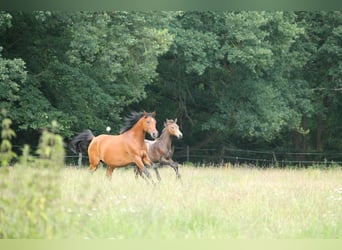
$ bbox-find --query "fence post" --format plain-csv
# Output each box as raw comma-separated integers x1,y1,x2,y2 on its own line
78,152,82,168
272,151,278,167
186,145,189,162
220,146,226,163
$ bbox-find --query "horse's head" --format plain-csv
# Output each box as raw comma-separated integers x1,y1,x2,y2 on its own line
165,118,183,139
143,111,159,139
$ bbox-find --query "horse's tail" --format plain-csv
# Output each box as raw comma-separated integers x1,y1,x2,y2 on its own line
69,129,95,154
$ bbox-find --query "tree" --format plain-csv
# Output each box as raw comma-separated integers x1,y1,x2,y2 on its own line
150,11,312,151
0,11,175,142
1,11,342,162
0,12,27,114
296,11,342,151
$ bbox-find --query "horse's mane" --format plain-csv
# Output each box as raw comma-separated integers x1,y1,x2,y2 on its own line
120,111,154,134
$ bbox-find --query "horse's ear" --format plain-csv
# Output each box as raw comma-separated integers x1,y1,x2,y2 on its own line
175,118,177,123
152,111,156,117
143,111,147,117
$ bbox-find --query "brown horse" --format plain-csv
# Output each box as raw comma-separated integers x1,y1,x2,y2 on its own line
135,118,183,181
70,111,158,181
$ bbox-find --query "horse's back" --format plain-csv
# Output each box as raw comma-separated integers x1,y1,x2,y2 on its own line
89,134,131,167
89,134,118,150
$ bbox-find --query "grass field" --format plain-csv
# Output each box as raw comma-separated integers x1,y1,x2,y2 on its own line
1,164,341,239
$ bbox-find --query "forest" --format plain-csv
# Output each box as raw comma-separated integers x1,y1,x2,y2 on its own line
0,11,342,164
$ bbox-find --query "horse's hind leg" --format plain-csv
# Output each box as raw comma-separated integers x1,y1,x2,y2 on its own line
89,155,100,173
106,166,115,180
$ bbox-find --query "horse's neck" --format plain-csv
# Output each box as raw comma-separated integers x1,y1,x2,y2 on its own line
126,125,146,145
157,129,172,149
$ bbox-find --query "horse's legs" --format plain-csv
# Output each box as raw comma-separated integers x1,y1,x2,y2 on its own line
134,166,152,183
134,166,143,179
106,166,115,179
170,161,181,180
153,163,161,181
134,157,154,185
160,157,181,180
89,155,100,173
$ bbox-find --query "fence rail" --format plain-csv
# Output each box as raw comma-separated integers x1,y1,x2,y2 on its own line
171,146,342,167
12,144,342,167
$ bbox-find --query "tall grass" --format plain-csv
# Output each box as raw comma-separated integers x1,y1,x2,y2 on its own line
2,165,338,239
0,117,66,238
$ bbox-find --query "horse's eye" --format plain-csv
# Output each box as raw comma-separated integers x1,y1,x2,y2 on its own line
146,121,150,124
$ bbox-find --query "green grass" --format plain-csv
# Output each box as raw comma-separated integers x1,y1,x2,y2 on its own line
1,165,342,238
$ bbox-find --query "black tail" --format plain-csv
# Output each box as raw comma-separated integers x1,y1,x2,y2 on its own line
69,129,95,154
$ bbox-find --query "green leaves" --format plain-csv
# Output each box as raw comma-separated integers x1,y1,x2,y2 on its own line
0,51,26,110
0,11,341,153
0,113,17,167
0,11,175,138
0,11,12,32
62,12,175,133
156,11,312,144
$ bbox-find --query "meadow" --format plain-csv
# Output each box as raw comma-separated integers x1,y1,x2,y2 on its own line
0,164,341,239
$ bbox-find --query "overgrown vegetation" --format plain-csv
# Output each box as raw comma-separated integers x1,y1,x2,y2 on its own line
0,116,65,238
0,115,341,238
0,11,342,160
1,11,342,237
2,165,341,238
0,110,17,167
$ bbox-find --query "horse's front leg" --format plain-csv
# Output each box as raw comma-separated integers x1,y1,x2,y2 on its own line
134,156,154,185
152,163,161,182
160,157,181,180
140,155,160,181
171,161,181,180
134,166,143,179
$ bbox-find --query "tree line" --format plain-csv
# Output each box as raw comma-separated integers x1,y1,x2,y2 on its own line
1,11,341,163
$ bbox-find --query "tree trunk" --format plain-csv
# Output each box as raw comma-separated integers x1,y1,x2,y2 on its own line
316,114,324,151
293,115,308,163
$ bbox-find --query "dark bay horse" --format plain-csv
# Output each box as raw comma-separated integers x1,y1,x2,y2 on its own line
70,111,158,181
135,118,183,181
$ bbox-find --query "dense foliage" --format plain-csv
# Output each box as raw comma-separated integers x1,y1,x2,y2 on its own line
0,11,341,161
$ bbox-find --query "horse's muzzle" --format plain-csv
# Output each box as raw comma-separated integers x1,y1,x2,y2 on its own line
150,131,159,139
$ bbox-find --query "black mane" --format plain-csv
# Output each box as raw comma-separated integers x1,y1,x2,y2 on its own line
120,111,154,134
